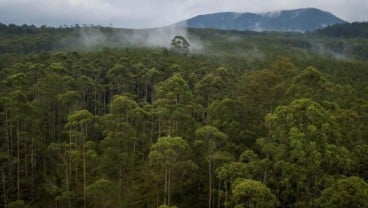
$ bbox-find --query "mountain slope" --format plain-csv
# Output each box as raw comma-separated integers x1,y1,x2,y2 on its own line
315,22,368,38
176,8,346,32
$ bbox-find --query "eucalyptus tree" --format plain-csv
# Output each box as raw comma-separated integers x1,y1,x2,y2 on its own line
194,67,235,109
216,150,262,205
106,62,134,97
195,126,230,208
315,176,368,208
99,95,139,204
149,136,194,206
65,109,94,208
170,36,190,54
142,67,162,103
229,179,277,208
256,98,352,206
48,142,75,208
155,73,194,137
86,178,118,208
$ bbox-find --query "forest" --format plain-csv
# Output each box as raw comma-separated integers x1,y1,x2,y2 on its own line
1,22,368,208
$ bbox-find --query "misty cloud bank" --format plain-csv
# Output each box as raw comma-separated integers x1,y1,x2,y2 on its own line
62,25,204,52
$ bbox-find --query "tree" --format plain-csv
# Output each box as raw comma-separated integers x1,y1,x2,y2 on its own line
142,67,162,103
229,179,277,208
99,95,138,206
149,136,194,206
65,109,94,208
195,126,229,208
207,98,242,152
155,73,194,137
85,178,118,208
170,36,190,54
285,66,357,108
195,67,235,108
48,142,75,208
216,150,263,205
236,58,299,144
256,98,346,206
315,176,368,208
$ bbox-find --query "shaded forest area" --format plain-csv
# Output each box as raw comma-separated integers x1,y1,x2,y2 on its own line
1,23,368,207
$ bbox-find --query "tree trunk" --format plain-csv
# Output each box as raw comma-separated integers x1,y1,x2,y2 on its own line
217,181,221,208
158,117,161,138
151,81,155,103
263,155,269,185
16,122,20,200
119,163,122,207
64,145,71,208
1,169,7,207
150,117,154,146
83,125,87,208
168,168,171,206
212,160,216,208
69,128,72,195
164,166,168,205
31,136,34,202
83,150,86,208
208,159,212,208
156,187,159,208
145,83,149,103
225,183,228,204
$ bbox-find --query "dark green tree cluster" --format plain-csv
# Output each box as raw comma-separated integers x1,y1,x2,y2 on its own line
315,21,368,38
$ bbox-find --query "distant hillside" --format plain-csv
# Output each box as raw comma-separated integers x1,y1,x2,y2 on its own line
176,8,346,32
315,22,368,38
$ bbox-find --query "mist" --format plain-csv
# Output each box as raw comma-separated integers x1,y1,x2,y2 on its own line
79,27,107,48
308,40,351,60
61,25,204,52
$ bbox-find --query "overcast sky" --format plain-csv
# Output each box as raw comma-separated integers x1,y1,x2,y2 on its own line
0,0,367,28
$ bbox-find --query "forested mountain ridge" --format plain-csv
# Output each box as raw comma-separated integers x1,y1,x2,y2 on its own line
315,21,368,38
175,8,346,32
1,22,368,208
3,22,368,62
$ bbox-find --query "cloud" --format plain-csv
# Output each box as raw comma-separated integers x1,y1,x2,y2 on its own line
0,0,367,28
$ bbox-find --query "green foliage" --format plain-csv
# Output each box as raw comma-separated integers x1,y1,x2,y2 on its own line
316,22,368,38
159,205,178,208
315,176,368,208
229,179,277,208
149,136,191,166
7,200,28,208
85,179,118,208
149,136,194,207
254,98,352,206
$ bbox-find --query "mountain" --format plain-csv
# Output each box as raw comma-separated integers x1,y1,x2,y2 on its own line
175,8,346,32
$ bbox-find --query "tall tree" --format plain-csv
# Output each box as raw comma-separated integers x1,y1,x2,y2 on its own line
65,109,94,208
256,98,349,206
149,136,194,206
229,179,277,208
315,176,368,208
195,126,229,208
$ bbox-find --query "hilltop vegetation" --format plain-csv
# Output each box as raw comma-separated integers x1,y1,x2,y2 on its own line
1,23,368,208
316,21,368,38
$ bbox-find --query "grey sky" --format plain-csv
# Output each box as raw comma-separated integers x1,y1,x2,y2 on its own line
0,0,367,28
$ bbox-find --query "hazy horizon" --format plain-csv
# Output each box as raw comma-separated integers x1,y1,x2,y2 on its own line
0,0,367,28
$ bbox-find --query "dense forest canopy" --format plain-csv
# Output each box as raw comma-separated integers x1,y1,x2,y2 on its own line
315,22,368,38
1,22,368,208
